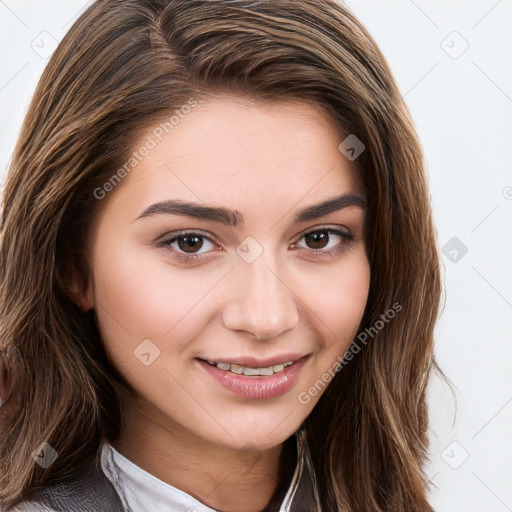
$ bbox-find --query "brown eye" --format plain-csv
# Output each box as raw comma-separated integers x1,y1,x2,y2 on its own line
157,231,218,261
293,227,355,257
177,235,204,253
304,230,330,250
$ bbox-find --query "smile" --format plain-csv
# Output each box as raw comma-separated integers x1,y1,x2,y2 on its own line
197,355,310,399
204,360,294,376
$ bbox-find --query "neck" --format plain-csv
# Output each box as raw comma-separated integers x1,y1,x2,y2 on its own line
111,395,292,512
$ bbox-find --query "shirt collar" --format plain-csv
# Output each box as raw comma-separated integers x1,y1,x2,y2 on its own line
100,432,316,512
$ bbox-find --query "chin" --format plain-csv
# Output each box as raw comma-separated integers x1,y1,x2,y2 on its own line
187,401,312,451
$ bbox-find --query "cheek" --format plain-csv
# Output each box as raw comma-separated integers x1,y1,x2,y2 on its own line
90,240,222,385
294,253,370,402
298,251,370,348
91,238,216,342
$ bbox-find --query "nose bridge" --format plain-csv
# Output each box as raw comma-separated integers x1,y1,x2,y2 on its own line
222,246,299,339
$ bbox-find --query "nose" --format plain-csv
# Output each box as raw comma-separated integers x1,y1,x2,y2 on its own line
221,254,299,340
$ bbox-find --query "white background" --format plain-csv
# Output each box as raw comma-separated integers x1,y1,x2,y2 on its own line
1,1,511,510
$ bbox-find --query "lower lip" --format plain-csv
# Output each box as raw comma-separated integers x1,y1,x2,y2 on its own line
197,356,309,400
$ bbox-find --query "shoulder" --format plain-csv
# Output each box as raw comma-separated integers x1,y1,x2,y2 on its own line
5,463,125,512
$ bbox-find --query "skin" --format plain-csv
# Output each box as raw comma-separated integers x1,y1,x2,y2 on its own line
72,95,370,512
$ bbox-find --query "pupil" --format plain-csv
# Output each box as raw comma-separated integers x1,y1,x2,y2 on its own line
305,231,328,249
178,235,203,253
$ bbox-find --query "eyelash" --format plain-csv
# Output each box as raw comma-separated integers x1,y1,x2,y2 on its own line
155,227,355,263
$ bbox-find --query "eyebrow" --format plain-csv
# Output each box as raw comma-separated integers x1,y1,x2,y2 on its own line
133,193,366,227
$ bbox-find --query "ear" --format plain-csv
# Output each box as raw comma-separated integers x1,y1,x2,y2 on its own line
64,258,95,313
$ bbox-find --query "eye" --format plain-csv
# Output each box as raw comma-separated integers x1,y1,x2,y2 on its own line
292,227,355,257
156,230,219,262
155,226,355,263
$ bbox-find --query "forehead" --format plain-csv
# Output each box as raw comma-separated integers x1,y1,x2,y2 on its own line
102,96,365,227
136,96,360,184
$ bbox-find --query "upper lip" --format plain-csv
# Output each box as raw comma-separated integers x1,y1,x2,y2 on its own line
198,353,309,367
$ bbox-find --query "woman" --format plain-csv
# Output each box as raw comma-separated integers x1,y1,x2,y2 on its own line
0,0,444,510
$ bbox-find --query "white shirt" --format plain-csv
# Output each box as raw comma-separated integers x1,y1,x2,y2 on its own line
100,440,305,512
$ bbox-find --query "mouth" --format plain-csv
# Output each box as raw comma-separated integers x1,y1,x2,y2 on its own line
200,359,295,377
195,354,310,399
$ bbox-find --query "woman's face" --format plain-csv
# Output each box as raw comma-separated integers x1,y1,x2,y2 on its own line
78,96,370,451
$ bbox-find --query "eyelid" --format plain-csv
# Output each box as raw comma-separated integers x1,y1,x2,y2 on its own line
155,228,219,244
295,224,352,240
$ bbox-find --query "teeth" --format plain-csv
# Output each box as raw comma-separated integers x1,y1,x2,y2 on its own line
207,360,294,376
243,367,263,376
230,364,244,375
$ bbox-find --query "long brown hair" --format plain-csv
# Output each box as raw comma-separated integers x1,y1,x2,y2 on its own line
0,1,445,510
